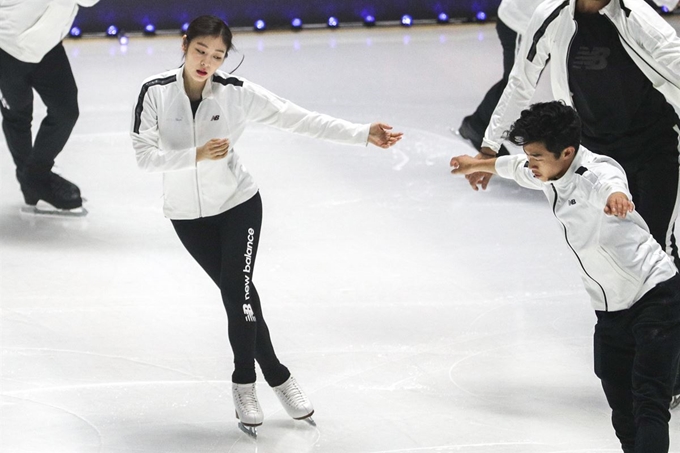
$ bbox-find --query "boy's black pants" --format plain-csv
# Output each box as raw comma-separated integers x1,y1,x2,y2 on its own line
594,274,680,453
0,44,79,178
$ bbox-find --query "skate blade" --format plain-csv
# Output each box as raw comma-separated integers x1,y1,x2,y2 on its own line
21,205,88,218
293,410,316,426
302,416,316,427
238,422,258,438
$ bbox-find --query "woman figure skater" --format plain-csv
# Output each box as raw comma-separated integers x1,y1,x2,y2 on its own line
130,15,402,437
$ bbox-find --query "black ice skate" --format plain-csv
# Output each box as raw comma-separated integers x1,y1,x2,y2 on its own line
451,116,510,156
19,172,87,217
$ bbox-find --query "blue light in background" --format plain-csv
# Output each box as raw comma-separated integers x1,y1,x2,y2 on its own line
476,11,487,21
254,19,266,31
106,25,118,36
437,12,449,23
401,15,413,26
328,16,339,28
181,22,190,33
661,5,670,13
144,24,156,35
363,14,376,26
291,18,303,30
69,26,82,37
119,34,129,45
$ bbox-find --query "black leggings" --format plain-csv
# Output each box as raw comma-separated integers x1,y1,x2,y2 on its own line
172,193,290,386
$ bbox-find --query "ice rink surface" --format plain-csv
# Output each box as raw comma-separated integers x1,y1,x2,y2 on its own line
2,18,680,453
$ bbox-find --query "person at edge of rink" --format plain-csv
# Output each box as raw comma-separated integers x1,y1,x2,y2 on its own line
467,0,680,268
451,101,680,453
130,15,402,437
465,0,680,407
0,0,100,214
452,0,677,156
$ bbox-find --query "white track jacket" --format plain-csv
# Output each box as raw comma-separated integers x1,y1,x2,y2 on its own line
483,0,680,152
131,67,370,220
498,0,678,35
0,0,99,63
495,148,677,311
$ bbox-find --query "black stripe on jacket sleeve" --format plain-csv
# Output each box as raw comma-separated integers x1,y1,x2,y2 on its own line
212,75,244,87
527,0,570,62
133,75,176,134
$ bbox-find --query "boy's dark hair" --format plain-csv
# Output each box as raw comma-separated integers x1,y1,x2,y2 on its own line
184,15,234,55
505,101,581,159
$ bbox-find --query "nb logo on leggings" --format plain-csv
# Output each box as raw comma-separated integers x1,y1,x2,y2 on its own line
243,304,256,322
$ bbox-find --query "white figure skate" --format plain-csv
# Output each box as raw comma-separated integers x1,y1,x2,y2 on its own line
272,375,316,426
232,382,264,438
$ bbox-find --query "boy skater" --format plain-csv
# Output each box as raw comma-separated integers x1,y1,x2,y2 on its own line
450,101,680,453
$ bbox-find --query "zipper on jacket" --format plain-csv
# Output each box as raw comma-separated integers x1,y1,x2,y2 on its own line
550,184,609,311
192,102,203,217
566,19,578,104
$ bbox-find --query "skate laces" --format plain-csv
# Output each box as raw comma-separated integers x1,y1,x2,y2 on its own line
235,384,260,414
278,378,307,408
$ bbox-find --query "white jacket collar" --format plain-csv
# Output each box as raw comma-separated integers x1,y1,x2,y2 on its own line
548,145,587,189
176,66,215,100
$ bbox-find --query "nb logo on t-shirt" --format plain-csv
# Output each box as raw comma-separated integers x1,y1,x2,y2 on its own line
572,46,610,70
211,115,220,121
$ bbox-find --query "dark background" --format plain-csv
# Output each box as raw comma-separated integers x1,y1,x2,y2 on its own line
73,0,501,33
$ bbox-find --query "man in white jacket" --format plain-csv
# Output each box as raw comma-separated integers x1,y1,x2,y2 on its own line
468,0,680,270
0,0,99,213
454,0,676,155
454,0,544,155
451,101,680,453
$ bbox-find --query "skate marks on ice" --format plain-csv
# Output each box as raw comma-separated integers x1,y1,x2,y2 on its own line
3,23,680,453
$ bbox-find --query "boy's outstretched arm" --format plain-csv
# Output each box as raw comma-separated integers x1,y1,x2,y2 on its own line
450,155,498,191
604,192,635,219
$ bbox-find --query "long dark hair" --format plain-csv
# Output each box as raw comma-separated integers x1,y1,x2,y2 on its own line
183,15,234,55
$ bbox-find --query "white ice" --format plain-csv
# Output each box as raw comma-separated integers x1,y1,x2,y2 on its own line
2,20,680,453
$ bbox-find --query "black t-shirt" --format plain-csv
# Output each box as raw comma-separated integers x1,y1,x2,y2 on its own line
568,10,678,159
190,98,202,118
